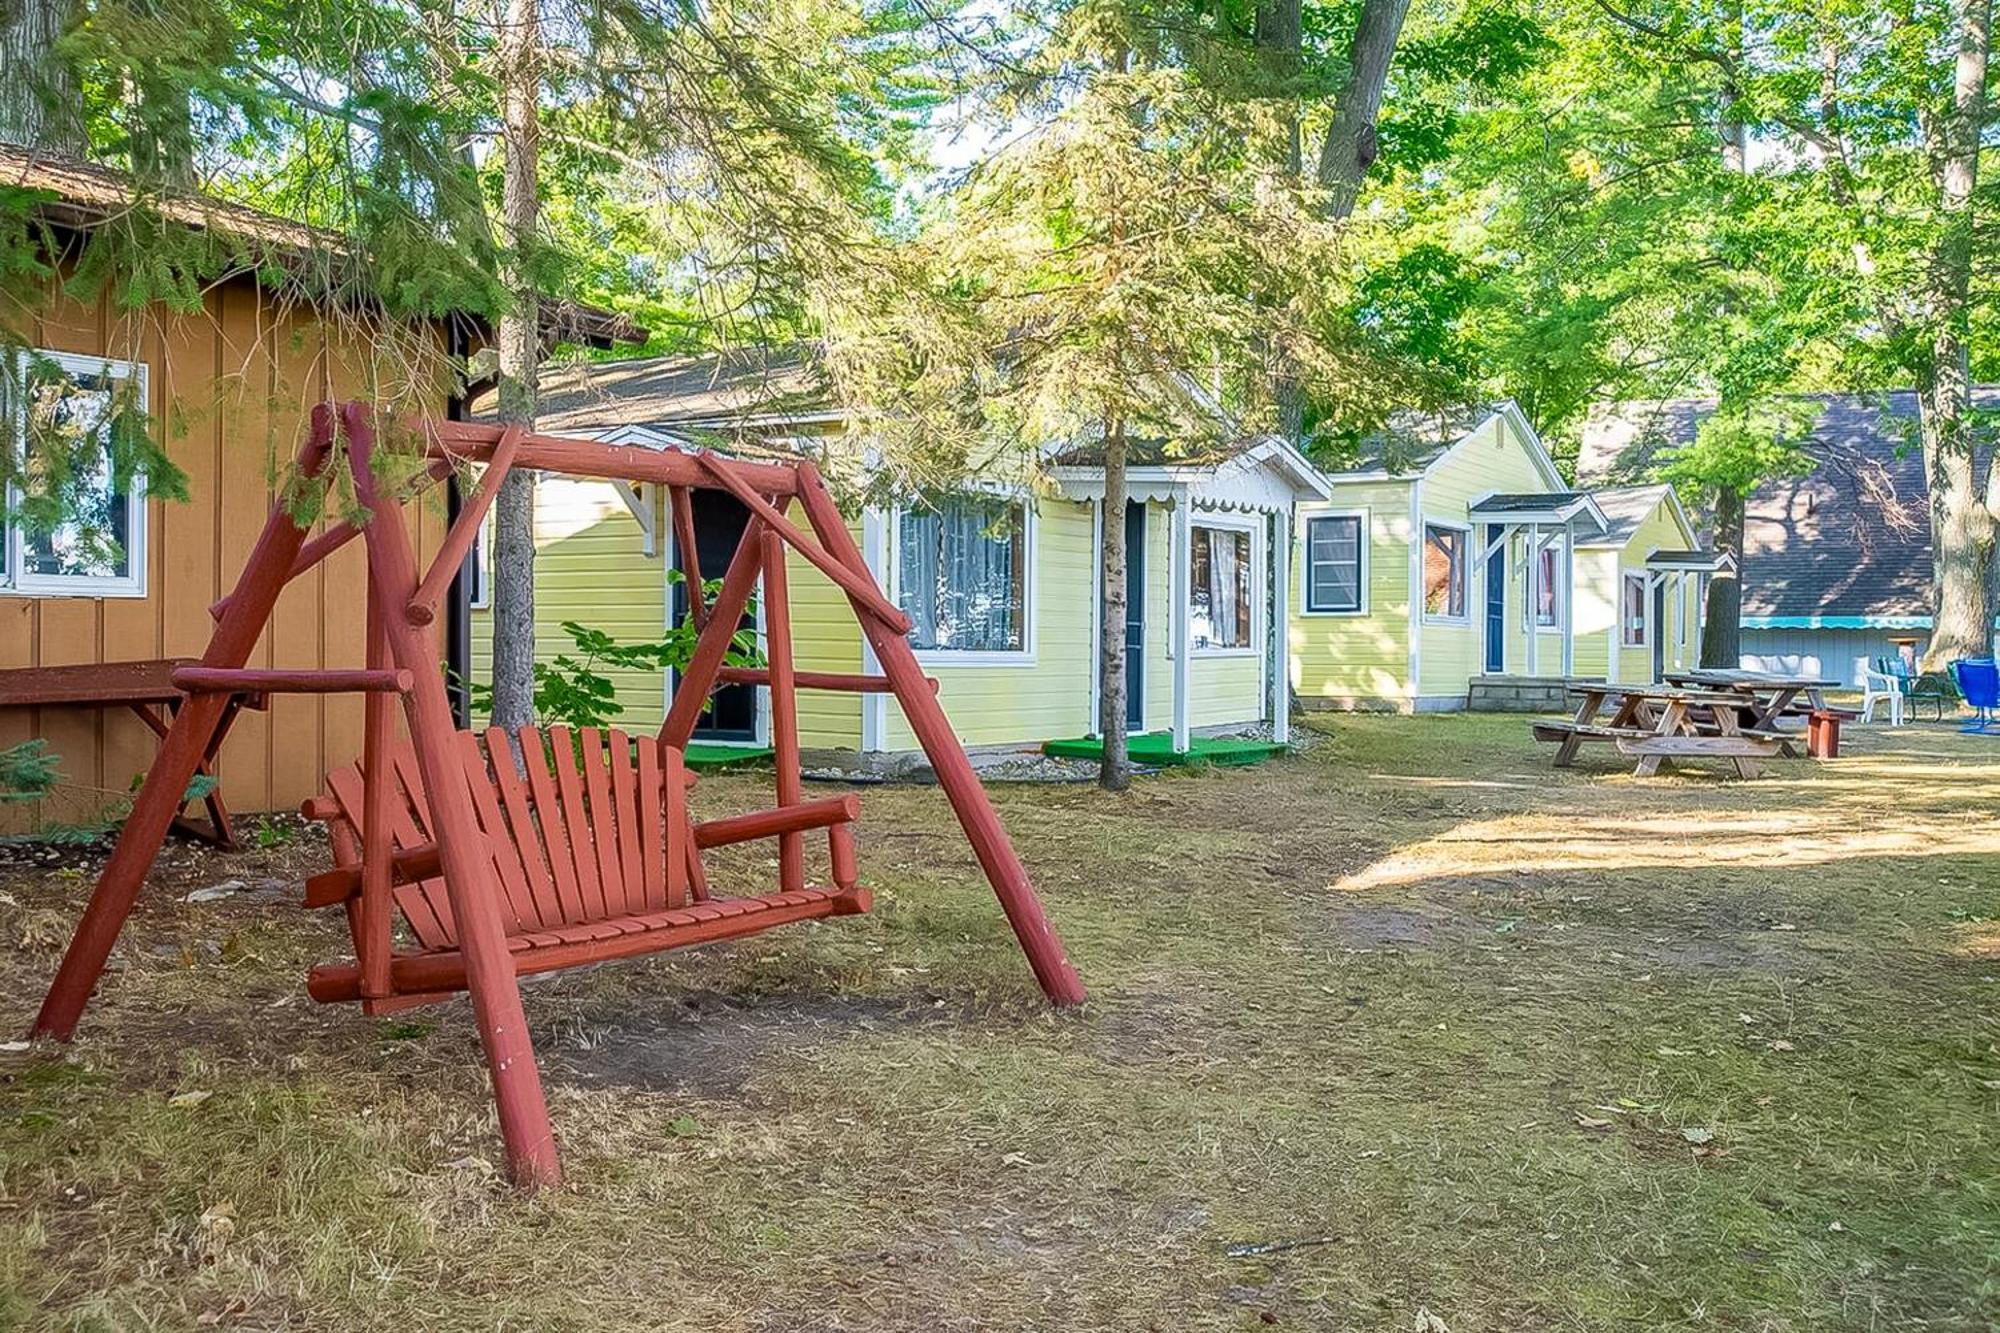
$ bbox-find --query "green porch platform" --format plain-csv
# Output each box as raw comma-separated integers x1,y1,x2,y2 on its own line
682,742,775,769
1041,731,1288,768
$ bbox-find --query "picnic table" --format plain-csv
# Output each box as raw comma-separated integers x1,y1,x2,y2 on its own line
1661,669,1846,756
0,659,266,847
1533,682,1784,779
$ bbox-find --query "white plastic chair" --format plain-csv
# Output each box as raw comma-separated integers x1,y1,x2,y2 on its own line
1860,663,1906,726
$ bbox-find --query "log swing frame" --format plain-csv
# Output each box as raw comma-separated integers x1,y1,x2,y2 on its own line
28,401,1086,1187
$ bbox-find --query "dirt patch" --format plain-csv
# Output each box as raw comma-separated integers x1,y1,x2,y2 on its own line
543,989,970,1097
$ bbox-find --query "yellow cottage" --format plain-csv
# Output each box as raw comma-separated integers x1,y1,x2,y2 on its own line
1288,402,1719,712
471,353,1329,763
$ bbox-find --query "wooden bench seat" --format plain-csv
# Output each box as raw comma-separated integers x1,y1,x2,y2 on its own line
1532,721,1651,743
303,725,869,1011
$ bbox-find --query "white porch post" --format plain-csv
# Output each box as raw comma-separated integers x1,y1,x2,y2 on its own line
1271,506,1291,745
1088,498,1103,738
1560,522,1575,678
1171,491,1192,753
860,507,888,752
1646,569,1663,681
1526,521,1541,677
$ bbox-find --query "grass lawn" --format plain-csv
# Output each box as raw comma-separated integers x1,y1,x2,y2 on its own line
3,713,1998,1330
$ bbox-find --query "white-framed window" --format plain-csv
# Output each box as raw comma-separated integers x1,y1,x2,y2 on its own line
1621,571,1648,647
1526,543,1561,628
3,349,151,598
1301,512,1365,615
1190,519,1258,652
895,492,1032,662
1421,522,1468,622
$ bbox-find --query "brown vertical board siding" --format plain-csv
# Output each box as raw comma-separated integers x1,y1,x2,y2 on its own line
158,290,224,659
97,308,169,797
267,303,334,815
2,275,457,829
211,281,277,813
315,332,372,810
29,280,114,814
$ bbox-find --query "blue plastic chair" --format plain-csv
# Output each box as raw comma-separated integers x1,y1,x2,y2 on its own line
1951,658,2000,733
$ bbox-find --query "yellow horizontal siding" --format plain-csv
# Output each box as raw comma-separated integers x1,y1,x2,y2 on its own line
885,498,1095,749
1188,653,1262,728
1571,549,1616,678
469,477,667,730
786,522,866,751
1290,481,1413,706
1424,414,1555,697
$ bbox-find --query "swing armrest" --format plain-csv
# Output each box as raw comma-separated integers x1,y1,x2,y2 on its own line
303,842,443,908
691,795,861,850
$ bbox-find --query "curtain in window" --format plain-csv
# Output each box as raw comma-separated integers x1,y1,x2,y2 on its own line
899,497,1024,652
1209,530,1240,646
1190,525,1251,648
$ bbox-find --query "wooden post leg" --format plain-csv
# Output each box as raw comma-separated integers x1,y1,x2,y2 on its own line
345,403,560,1189
196,698,244,849
792,463,1086,1007
1710,703,1763,780
32,409,337,1041
761,530,806,893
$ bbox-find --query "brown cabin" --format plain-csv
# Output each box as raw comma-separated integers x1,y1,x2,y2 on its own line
0,145,637,832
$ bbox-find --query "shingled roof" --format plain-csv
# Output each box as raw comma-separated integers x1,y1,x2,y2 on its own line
495,346,829,435
1577,391,1996,621
0,142,643,349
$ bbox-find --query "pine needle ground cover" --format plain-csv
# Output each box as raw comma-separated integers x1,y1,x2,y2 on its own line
3,715,1996,1330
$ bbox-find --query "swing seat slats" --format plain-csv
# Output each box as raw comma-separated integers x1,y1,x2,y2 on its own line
302,724,868,1005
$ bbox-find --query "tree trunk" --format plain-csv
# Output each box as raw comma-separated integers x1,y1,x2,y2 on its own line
489,0,542,732
1719,0,1748,173
1920,0,1994,667
1255,0,1303,175
1699,485,1744,668
1921,374,1994,665
0,0,83,153
1099,422,1130,791
1315,0,1412,220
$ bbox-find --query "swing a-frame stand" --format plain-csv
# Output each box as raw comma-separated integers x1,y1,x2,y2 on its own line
28,402,1085,1188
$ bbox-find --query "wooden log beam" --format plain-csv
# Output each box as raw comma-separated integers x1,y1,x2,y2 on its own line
669,484,708,630
343,402,561,1190
715,666,937,694
32,408,339,1042
171,667,412,695
762,529,806,892
660,511,775,747
408,425,523,626
423,419,803,496
304,842,444,909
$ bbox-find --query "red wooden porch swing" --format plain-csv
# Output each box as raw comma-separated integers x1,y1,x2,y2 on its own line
27,401,1085,1187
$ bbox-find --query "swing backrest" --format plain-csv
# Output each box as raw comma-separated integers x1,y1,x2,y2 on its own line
316,726,697,951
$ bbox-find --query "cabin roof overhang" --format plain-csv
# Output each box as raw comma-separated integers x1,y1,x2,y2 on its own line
1468,492,1608,532
1047,435,1331,514
1647,548,1732,572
